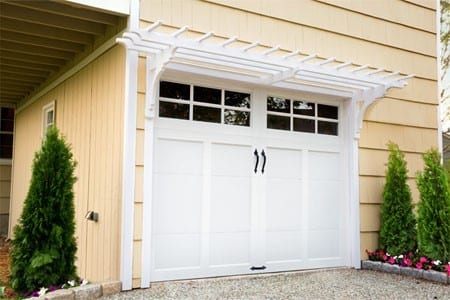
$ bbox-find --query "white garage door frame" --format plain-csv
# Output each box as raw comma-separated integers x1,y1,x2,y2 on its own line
116,22,413,288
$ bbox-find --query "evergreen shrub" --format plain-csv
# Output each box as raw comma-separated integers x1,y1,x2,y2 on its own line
379,143,417,255
9,127,78,293
416,149,450,262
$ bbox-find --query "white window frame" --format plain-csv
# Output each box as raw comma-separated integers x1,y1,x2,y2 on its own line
42,101,55,138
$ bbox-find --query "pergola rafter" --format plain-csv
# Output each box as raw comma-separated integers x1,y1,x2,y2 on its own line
117,21,414,138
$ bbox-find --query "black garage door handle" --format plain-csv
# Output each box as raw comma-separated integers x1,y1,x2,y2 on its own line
254,149,259,173
261,149,266,174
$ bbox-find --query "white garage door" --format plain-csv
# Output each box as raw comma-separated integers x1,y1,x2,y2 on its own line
150,80,348,282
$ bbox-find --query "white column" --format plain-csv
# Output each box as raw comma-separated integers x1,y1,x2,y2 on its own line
120,49,138,290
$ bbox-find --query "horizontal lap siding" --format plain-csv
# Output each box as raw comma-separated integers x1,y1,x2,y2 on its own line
136,0,438,279
0,164,11,235
0,165,11,213
10,46,125,282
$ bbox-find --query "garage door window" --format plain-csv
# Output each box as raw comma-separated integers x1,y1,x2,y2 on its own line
267,96,338,136
159,81,251,126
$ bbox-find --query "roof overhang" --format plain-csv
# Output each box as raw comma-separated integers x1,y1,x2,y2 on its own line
0,0,128,107
117,21,412,100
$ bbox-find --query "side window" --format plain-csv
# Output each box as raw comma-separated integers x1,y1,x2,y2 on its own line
42,102,55,137
0,107,15,159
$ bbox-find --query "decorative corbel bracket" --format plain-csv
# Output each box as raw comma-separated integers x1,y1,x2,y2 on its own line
145,46,177,120
353,84,391,140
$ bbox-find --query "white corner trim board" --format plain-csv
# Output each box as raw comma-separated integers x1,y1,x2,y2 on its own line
119,0,140,291
116,22,413,288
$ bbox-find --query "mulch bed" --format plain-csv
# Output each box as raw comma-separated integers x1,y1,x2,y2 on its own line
0,241,10,285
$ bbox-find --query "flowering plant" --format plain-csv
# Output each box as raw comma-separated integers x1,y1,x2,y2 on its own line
23,278,89,298
366,249,449,275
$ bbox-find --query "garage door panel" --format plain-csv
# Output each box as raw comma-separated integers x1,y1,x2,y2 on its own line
265,148,302,179
309,151,340,180
153,174,202,234
211,143,253,176
154,139,203,175
210,176,251,232
209,232,251,266
308,229,340,259
266,178,302,231
266,231,303,262
308,181,341,230
153,234,201,270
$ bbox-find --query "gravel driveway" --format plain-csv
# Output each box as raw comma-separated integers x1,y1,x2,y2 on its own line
101,268,449,300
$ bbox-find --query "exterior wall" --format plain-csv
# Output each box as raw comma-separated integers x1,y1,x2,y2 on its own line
0,163,11,236
10,46,126,282
134,0,438,285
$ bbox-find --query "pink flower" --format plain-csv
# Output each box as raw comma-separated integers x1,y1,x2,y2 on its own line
403,258,413,266
415,262,423,269
419,257,428,263
388,257,396,264
445,264,450,276
382,255,388,261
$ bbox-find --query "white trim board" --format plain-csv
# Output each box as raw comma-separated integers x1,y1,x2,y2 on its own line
120,0,140,291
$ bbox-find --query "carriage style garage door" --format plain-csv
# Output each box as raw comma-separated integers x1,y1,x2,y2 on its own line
150,79,349,282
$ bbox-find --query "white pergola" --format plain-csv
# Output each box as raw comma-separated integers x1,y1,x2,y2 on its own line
117,20,413,137
117,21,413,289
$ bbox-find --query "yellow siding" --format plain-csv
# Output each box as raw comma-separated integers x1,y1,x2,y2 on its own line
10,46,125,282
0,164,11,235
316,0,436,33
359,122,439,153
141,0,437,80
361,232,379,257
204,0,436,56
0,165,11,213
136,0,438,278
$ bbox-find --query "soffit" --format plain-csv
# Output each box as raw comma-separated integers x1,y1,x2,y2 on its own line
0,0,127,106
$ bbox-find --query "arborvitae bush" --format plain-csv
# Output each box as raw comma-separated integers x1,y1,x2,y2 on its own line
417,149,450,262
9,127,78,293
379,143,417,255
